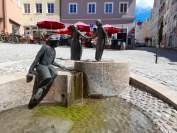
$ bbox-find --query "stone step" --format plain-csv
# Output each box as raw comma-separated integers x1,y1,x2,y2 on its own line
130,73,177,110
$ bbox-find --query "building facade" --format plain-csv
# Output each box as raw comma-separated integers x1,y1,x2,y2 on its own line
143,0,177,48
0,0,23,34
60,0,136,47
18,0,60,37
149,0,160,47
163,0,177,48
136,19,153,47
61,0,136,32
135,22,144,44
142,19,152,46
159,0,166,47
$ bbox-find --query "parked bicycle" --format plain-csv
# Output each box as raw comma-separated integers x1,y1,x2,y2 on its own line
8,33,19,43
0,32,7,42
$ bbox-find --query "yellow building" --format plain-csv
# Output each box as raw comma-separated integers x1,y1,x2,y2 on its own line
18,0,60,37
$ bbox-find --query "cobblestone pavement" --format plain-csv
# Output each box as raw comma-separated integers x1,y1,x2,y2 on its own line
0,43,177,132
119,87,177,133
0,43,177,91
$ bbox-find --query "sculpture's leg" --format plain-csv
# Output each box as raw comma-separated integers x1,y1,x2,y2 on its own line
32,75,40,95
78,48,82,60
28,70,56,109
95,43,100,61
95,41,104,61
28,78,54,109
100,45,104,60
71,40,75,60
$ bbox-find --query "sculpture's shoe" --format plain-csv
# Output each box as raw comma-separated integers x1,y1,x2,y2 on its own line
28,86,50,109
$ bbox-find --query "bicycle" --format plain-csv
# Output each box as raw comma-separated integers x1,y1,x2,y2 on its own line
8,33,19,44
0,32,6,42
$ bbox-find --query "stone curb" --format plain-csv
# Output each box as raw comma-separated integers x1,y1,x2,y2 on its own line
130,73,177,110
0,72,25,85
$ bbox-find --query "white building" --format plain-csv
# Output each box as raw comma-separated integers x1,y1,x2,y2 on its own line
135,22,144,44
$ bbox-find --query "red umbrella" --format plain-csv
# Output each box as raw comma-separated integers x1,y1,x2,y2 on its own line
74,21,90,32
130,28,135,34
85,31,94,37
103,24,121,34
37,19,65,29
55,28,71,35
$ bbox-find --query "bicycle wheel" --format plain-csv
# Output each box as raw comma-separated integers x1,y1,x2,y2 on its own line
0,35,5,42
14,37,19,43
8,35,13,43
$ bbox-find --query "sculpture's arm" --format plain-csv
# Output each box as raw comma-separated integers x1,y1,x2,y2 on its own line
77,30,91,39
91,31,98,39
28,45,45,74
102,27,108,39
52,61,73,71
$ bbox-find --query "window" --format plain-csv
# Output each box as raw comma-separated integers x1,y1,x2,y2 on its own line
24,3,30,14
120,2,128,13
36,3,42,13
69,3,77,14
104,2,113,14
87,2,96,14
47,3,54,13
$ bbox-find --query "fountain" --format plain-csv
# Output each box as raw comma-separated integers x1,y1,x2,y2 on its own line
0,60,176,133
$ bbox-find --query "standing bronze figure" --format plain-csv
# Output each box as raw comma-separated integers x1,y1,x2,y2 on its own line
94,19,107,61
26,37,71,109
70,25,88,60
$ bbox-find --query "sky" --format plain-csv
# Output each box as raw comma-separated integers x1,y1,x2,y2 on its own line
136,0,154,22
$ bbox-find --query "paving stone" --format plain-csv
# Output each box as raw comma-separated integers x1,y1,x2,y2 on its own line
119,87,177,133
0,44,177,133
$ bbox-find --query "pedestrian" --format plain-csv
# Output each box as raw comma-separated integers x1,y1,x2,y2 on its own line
26,36,72,109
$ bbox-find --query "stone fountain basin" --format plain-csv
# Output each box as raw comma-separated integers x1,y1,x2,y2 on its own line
0,60,176,133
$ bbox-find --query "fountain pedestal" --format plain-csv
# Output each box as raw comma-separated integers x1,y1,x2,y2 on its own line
74,60,129,97
43,71,83,106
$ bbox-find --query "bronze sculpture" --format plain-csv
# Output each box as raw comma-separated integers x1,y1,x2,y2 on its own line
26,37,71,109
70,25,88,60
94,19,107,61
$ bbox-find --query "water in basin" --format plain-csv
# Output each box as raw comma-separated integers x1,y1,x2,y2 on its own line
0,97,159,133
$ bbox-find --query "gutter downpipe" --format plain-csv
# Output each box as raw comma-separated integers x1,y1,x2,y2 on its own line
2,0,6,32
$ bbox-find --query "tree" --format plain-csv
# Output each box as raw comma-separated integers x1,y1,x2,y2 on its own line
158,20,163,47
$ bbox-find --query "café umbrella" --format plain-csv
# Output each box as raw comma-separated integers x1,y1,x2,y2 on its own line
85,31,94,37
73,21,90,32
103,24,122,34
55,28,71,35
37,19,65,29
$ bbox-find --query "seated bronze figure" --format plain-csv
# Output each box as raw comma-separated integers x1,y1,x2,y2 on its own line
26,37,71,109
